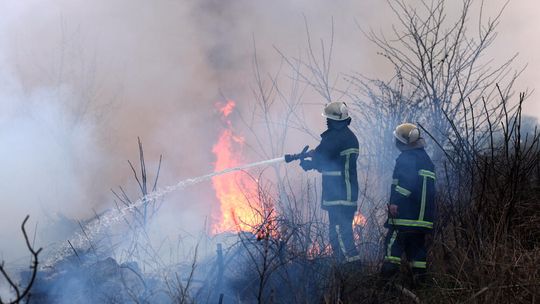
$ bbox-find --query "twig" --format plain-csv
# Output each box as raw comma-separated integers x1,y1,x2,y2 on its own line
0,215,43,304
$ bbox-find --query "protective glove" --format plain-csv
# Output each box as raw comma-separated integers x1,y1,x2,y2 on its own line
284,145,310,163
388,204,399,217
299,159,315,171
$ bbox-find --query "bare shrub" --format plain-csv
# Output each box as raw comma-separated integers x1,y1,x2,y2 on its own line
0,216,42,304
424,90,540,303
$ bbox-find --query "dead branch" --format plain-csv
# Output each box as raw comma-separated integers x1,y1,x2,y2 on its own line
0,215,42,304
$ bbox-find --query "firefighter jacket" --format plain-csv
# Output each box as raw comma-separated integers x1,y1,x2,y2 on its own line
386,146,435,232
311,119,359,209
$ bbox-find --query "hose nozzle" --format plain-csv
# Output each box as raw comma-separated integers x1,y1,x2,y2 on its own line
284,145,310,163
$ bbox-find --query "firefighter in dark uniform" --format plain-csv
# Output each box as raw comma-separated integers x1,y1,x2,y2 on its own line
296,101,361,263
382,123,436,283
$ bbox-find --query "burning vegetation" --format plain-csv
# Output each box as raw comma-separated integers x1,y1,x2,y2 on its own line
212,100,267,234
2,1,540,304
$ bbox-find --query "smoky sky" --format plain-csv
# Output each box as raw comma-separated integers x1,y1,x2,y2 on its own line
0,0,538,263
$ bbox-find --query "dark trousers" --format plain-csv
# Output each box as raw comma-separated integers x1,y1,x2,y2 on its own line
381,228,428,279
327,206,360,262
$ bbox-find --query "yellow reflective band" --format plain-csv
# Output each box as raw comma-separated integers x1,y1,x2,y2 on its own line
335,225,348,258
322,200,357,207
346,255,361,262
388,218,433,229
340,148,359,156
386,230,398,258
384,256,401,264
418,169,434,221
410,261,427,269
344,154,351,201
419,169,436,179
395,185,411,197
322,171,341,176
419,175,427,220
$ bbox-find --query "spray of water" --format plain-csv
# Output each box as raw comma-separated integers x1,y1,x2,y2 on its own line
46,156,285,266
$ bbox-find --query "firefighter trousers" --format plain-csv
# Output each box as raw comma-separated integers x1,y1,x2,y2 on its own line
327,206,360,262
381,228,428,278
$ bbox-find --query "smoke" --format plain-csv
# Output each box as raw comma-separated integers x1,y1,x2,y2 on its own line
0,36,103,269
0,0,537,271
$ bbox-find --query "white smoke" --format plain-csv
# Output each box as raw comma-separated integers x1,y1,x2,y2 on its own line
0,0,537,269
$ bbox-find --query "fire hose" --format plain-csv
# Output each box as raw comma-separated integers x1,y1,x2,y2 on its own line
48,146,312,266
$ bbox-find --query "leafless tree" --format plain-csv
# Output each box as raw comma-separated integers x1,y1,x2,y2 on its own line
326,0,529,231
274,17,342,105
0,216,42,304
15,18,120,129
350,0,524,160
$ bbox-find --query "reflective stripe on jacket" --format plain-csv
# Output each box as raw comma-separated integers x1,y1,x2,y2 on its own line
312,122,359,209
387,148,435,231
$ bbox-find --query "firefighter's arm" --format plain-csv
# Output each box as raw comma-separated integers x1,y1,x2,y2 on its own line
389,155,416,215
299,148,318,171
388,204,399,217
285,146,315,171
309,135,336,172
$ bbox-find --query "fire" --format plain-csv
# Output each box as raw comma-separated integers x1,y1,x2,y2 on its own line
353,212,367,227
218,100,235,117
211,100,262,234
353,211,367,247
306,243,333,260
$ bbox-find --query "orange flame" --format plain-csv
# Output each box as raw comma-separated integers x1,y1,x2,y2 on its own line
353,212,367,227
353,211,367,247
211,100,262,234
218,100,236,117
306,243,333,260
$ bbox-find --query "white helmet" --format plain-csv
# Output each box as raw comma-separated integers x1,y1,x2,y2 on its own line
393,123,421,144
322,101,350,121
